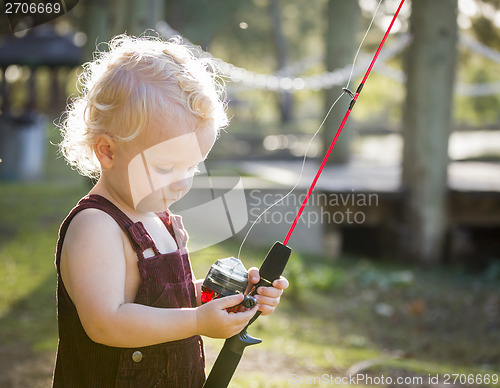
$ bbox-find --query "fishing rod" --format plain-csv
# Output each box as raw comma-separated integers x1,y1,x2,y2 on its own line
203,1,407,386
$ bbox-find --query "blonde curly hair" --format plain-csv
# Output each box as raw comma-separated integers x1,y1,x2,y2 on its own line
59,33,228,179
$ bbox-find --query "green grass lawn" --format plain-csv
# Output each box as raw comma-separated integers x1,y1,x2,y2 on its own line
1,163,499,386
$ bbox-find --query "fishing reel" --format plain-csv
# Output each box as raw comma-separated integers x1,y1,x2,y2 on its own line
201,257,257,312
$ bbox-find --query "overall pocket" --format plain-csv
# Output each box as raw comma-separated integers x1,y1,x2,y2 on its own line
114,347,168,388
114,337,205,388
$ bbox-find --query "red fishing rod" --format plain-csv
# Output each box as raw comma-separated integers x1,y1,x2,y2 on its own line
284,0,406,245
204,1,407,386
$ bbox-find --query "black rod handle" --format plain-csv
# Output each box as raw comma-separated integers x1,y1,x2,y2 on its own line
258,241,292,283
203,345,242,388
203,328,261,388
203,242,291,388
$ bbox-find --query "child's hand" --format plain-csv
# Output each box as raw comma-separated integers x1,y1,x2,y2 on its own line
247,267,289,316
196,294,257,339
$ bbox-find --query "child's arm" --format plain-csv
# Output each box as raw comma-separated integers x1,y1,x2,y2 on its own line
61,209,256,348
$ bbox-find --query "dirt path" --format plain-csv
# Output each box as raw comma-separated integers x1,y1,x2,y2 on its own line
0,343,53,388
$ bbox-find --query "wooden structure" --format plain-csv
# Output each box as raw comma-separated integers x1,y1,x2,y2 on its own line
0,26,82,180
224,158,500,268
0,26,82,113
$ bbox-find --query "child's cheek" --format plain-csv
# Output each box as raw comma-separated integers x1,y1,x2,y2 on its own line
128,155,155,209
145,170,167,190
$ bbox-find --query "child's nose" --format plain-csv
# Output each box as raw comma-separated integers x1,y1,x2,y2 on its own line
169,174,192,193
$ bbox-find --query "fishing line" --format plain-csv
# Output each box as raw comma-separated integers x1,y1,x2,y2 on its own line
237,91,344,260
283,0,407,245
346,0,384,90
237,0,385,260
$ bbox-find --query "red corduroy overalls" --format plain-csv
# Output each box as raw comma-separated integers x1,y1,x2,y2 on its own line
52,194,205,387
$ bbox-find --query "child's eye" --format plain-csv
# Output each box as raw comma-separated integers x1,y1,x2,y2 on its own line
154,166,173,174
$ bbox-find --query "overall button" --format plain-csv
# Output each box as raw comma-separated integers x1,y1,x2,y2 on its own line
132,351,143,363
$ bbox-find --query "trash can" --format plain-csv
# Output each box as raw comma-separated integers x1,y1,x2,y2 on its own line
0,112,46,181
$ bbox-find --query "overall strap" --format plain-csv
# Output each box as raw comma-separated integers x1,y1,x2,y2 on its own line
165,213,189,256
63,195,159,261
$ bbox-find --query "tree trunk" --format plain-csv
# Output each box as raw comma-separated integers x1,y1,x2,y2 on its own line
128,0,165,36
269,0,293,124
110,0,130,37
82,0,110,61
323,0,360,164
402,0,458,264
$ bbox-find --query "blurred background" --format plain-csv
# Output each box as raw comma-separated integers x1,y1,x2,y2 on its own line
0,0,499,386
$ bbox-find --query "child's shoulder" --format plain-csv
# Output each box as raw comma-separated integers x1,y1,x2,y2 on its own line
70,206,119,226
64,207,124,248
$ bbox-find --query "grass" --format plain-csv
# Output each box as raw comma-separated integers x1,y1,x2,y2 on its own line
1,130,499,386
0,182,87,350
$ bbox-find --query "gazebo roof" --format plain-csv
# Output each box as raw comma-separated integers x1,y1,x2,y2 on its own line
0,27,82,68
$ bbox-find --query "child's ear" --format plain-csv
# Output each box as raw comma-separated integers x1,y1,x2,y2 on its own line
94,134,116,170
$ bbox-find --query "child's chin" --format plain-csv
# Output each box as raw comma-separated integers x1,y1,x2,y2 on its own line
135,198,173,214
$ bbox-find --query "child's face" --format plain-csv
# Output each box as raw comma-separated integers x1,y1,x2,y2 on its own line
116,115,217,213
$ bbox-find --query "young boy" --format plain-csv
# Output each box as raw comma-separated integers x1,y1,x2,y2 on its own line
53,34,288,387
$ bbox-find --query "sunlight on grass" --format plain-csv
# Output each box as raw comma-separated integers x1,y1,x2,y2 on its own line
0,181,87,353
0,231,54,314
